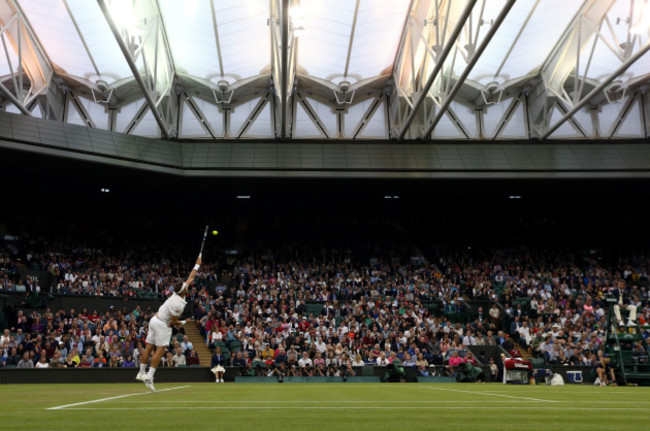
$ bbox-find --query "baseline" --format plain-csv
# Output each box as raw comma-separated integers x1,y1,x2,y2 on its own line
47,385,191,410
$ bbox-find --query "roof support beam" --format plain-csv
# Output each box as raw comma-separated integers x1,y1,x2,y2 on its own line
208,0,225,78
423,0,515,139
296,93,330,138
541,40,650,139
0,0,65,119
0,80,29,115
527,0,616,138
98,0,178,139
343,0,361,78
397,0,478,140
270,0,296,140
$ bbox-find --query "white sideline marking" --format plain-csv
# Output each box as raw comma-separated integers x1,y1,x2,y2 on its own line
127,400,546,403
47,385,190,410
54,406,650,411
421,386,557,402
124,400,650,404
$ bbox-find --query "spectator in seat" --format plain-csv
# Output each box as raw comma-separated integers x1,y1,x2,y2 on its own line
448,350,464,378
286,353,299,376
489,304,501,326
313,351,326,376
186,349,200,366
35,355,49,368
298,351,313,376
172,347,186,367
78,355,93,368
351,352,365,367
417,363,430,377
232,351,247,369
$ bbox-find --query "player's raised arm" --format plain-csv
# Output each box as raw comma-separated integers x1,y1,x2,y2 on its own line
184,256,202,288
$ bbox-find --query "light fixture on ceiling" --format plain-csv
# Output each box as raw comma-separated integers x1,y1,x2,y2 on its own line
630,0,650,35
480,80,503,105
333,80,355,106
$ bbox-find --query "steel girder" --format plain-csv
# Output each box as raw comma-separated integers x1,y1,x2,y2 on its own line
422,0,516,139
270,0,297,140
394,0,478,139
98,0,178,139
527,0,617,138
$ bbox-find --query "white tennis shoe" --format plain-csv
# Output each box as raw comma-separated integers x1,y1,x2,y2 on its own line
143,376,155,392
135,372,146,382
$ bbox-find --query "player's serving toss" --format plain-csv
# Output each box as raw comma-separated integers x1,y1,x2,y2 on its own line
136,227,209,391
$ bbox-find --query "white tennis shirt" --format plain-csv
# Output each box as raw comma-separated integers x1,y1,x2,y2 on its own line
157,292,187,325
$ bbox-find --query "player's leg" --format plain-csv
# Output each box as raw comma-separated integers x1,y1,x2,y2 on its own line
142,318,171,391
150,345,167,369
142,345,166,391
136,343,155,381
137,318,158,381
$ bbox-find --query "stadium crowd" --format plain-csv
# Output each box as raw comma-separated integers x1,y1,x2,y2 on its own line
2,243,649,379
0,303,200,369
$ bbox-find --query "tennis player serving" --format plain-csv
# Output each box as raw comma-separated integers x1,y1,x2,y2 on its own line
136,256,201,391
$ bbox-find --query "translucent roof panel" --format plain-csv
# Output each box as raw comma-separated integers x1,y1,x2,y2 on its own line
0,32,20,77
468,0,541,85
19,0,95,78
296,0,409,84
295,0,356,81
486,0,584,83
64,0,132,81
216,0,270,81
159,0,219,79
345,0,411,81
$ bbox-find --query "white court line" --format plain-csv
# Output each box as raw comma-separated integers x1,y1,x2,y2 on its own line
56,406,650,411
420,386,557,402
47,385,191,410
122,400,650,404
125,400,547,404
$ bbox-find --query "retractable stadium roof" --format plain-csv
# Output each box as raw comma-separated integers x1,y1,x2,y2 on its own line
0,0,648,142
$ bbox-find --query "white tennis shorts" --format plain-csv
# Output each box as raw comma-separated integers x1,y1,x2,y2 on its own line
146,315,172,347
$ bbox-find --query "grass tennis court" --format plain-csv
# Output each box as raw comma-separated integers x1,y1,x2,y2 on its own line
2,383,649,431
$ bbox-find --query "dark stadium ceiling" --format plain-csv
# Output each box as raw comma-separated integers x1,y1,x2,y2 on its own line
1,0,650,142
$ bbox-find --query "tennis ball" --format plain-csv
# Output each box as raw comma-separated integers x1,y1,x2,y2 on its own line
212,230,219,236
